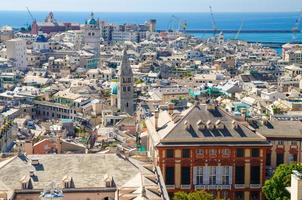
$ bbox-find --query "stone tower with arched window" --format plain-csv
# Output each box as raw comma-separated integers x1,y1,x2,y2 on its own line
118,48,134,115
83,12,100,55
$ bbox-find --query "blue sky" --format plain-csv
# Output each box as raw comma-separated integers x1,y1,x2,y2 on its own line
1,0,302,12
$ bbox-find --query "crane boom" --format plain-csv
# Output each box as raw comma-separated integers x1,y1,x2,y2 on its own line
168,15,187,32
209,6,218,35
26,7,35,22
292,9,302,42
235,20,244,40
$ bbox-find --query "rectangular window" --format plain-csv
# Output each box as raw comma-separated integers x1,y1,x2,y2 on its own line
288,153,297,162
181,167,190,185
209,149,217,157
235,191,244,200
196,167,203,185
276,153,284,166
166,149,174,158
250,165,260,184
251,149,260,157
209,166,216,185
266,152,271,166
222,166,230,185
291,141,297,145
293,154,298,162
182,149,190,158
222,149,231,157
236,149,244,157
235,166,245,184
251,191,260,200
165,167,175,185
196,149,204,156
221,191,229,200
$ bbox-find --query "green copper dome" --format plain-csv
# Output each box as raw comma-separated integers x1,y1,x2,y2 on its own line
87,18,97,25
87,12,97,25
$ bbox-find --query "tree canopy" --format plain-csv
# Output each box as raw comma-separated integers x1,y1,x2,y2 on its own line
173,190,215,200
262,163,302,200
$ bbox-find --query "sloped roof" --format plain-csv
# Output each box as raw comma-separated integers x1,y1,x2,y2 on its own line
146,104,269,146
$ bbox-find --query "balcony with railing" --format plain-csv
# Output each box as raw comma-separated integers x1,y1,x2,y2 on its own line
234,184,245,189
250,184,261,189
181,185,191,190
194,184,231,190
166,185,175,190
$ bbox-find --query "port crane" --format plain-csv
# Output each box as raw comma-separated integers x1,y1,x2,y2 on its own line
292,9,302,43
167,15,188,32
26,7,36,23
209,6,219,36
234,20,244,40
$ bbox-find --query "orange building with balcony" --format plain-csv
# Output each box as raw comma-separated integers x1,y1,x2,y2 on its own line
145,103,271,200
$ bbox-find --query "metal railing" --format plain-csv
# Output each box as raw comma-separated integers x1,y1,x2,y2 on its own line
166,185,175,190
181,185,191,190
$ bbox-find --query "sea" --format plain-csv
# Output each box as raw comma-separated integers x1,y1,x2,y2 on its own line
0,11,301,50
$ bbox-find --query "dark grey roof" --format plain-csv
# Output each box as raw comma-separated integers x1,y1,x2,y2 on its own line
164,105,263,140
146,104,269,146
257,120,302,139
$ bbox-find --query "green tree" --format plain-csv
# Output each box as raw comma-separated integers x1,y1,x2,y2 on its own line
262,163,302,200
173,191,215,200
173,192,188,200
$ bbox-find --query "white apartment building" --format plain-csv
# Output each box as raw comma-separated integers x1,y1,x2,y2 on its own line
6,38,27,69
282,43,302,65
284,50,302,65
112,31,138,43
287,170,302,200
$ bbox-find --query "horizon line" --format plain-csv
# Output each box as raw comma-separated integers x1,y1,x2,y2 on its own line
0,10,299,13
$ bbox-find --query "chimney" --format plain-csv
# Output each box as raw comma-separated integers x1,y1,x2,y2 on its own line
154,109,159,130
232,120,239,129
104,174,115,187
168,103,174,115
29,170,35,177
62,175,75,188
184,120,190,130
24,140,33,155
261,117,269,126
20,175,33,189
